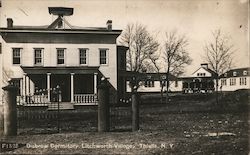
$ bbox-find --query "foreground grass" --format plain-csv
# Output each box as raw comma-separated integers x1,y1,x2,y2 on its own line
0,104,248,155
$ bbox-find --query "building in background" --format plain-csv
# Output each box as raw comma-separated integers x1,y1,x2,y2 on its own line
124,72,182,93
219,67,250,91
181,63,217,93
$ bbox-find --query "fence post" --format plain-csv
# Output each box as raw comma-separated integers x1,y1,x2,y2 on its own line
132,90,139,131
2,85,18,136
97,79,110,132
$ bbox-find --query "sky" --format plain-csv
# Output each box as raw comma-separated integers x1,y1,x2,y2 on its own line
0,0,249,75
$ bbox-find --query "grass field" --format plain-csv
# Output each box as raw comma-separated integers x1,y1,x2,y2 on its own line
0,92,249,154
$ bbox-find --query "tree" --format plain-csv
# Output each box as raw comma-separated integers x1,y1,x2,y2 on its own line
162,31,192,103
148,52,165,103
203,29,234,105
119,23,159,92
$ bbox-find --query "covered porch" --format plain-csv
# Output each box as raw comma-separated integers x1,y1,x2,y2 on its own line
18,66,100,106
182,77,215,93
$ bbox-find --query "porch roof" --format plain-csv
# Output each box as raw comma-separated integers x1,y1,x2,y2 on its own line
21,66,100,74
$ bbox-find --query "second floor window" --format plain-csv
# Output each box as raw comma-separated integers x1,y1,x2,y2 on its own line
79,49,87,65
13,48,21,64
57,49,65,64
34,48,43,65
100,49,108,65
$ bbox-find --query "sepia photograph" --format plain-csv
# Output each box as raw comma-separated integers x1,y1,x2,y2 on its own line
0,0,249,154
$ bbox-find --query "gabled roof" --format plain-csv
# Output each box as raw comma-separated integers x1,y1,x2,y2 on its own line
220,67,250,78
191,67,217,77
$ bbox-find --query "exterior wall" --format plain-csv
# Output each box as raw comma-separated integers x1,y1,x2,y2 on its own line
1,42,117,89
126,80,182,93
219,76,250,91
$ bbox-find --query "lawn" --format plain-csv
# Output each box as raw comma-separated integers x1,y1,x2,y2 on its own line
0,102,248,155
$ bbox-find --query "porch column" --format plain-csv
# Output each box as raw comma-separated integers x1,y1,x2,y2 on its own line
94,73,98,94
23,73,27,102
47,73,51,102
70,73,75,103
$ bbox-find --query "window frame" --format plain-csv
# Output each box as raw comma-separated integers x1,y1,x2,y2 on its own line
12,48,22,65
221,79,227,86
243,70,247,76
233,71,237,76
56,48,66,65
230,78,236,86
240,77,247,85
79,48,88,65
34,48,44,66
99,48,109,65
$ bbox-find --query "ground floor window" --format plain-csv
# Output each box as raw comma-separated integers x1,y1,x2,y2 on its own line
229,78,236,86
144,80,154,87
240,77,247,85
221,79,227,86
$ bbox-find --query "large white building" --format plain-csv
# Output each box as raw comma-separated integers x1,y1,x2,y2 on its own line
0,7,125,106
181,63,217,93
219,67,250,91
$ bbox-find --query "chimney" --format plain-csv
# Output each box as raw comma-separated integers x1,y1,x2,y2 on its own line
106,20,112,30
201,63,208,69
7,18,13,28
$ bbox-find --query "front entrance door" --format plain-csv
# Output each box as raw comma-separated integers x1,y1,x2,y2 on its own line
51,74,70,102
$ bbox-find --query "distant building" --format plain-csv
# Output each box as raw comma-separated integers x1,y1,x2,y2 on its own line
219,67,250,91
181,63,217,93
124,72,182,93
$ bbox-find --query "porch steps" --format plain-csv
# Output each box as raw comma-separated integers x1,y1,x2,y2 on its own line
48,102,74,110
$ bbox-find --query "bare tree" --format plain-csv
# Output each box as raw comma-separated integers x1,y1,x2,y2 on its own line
162,31,192,103
204,29,234,105
148,52,165,103
119,23,159,92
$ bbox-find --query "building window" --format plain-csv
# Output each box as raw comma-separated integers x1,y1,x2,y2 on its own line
197,73,205,77
229,78,236,86
160,80,166,87
221,79,227,86
224,73,227,77
34,48,43,65
144,80,154,87
175,80,178,87
13,48,21,64
233,71,237,76
57,49,65,64
240,77,247,85
243,70,248,76
100,49,108,65
79,48,88,65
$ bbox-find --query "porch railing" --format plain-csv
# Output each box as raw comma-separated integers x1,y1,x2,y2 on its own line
74,94,97,105
17,95,49,106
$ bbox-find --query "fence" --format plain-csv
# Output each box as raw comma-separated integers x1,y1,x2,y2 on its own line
110,99,132,131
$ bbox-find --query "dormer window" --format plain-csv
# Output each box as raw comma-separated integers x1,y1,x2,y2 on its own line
224,73,227,77
233,71,237,76
243,70,247,76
